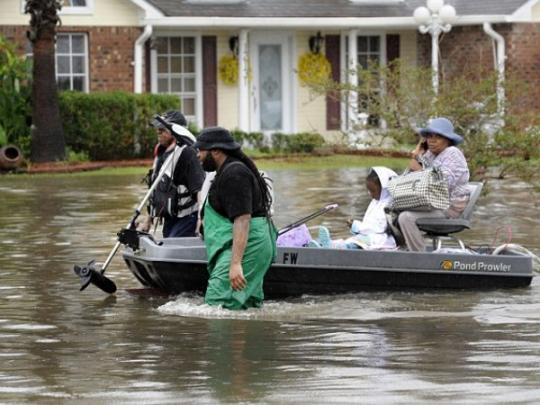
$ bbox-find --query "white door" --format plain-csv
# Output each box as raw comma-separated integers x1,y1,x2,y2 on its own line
250,32,294,133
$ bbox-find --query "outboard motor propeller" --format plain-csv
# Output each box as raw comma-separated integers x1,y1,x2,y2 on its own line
73,260,117,294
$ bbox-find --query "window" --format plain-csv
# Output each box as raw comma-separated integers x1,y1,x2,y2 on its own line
56,33,89,92
357,36,380,70
155,36,198,120
342,35,385,129
64,0,88,5
60,0,94,15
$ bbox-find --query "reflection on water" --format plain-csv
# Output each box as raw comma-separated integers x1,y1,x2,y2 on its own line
0,170,539,403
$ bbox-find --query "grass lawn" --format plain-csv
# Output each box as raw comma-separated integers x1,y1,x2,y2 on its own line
256,154,409,171
4,154,410,178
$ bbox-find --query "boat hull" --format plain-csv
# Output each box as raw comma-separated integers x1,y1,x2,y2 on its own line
123,237,534,297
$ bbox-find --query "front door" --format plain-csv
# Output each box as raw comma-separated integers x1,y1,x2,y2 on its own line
250,32,293,133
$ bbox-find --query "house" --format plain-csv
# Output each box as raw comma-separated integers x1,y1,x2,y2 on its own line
1,0,539,138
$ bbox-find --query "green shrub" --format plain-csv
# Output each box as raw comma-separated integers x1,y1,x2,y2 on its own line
269,133,284,152
285,132,326,153
0,35,31,151
59,91,179,160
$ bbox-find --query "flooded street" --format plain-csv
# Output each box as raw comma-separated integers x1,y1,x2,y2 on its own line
1,168,539,403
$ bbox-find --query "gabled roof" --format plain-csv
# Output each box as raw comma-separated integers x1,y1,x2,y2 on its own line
144,0,530,18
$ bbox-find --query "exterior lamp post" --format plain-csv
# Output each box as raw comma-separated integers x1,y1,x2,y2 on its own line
413,0,457,95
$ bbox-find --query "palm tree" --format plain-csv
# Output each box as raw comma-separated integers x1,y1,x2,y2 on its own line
25,0,65,162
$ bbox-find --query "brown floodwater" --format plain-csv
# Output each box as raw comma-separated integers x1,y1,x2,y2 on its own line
0,168,539,404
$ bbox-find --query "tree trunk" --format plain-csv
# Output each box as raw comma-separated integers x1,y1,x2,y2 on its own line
30,24,65,162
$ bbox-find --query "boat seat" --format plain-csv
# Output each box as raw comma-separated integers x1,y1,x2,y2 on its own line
416,181,484,250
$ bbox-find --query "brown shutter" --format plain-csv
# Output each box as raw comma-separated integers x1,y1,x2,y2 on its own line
386,34,400,66
145,39,151,93
325,35,341,130
202,36,217,127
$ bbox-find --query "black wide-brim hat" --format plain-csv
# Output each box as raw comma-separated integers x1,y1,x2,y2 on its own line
194,127,241,151
150,110,187,128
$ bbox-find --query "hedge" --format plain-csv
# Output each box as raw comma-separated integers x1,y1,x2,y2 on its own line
230,130,326,154
59,91,180,160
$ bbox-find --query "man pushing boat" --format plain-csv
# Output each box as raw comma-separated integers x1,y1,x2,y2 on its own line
194,127,277,310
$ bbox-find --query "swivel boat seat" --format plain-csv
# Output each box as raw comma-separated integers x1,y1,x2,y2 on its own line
415,182,484,250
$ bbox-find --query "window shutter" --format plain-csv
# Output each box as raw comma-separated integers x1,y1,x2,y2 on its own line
325,35,341,131
202,36,217,126
386,34,400,65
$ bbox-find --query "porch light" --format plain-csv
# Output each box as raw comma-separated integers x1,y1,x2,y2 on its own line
229,36,239,56
413,0,457,95
309,31,324,54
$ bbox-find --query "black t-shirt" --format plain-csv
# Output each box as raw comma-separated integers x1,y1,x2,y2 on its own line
155,145,205,195
208,157,266,220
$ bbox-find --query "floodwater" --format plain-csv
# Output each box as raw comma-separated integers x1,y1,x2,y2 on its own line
0,168,539,404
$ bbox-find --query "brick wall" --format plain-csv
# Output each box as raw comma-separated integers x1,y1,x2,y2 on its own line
417,23,540,113
1,25,143,92
506,23,540,113
60,26,143,92
0,25,29,54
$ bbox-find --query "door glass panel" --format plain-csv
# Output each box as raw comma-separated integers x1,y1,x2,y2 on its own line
258,44,282,131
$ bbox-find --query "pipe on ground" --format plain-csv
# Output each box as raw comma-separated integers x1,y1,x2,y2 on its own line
0,145,23,170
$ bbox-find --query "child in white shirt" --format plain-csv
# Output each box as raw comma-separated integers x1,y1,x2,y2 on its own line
315,166,398,250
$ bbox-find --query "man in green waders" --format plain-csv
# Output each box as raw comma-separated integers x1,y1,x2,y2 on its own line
194,127,276,310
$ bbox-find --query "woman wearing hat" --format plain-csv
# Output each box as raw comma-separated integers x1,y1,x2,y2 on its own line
194,127,276,310
398,117,470,251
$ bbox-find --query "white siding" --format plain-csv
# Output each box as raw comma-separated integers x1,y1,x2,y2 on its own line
215,32,240,130
533,2,540,21
295,31,328,136
399,30,417,67
0,0,141,26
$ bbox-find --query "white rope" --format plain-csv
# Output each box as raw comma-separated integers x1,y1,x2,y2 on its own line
492,243,540,274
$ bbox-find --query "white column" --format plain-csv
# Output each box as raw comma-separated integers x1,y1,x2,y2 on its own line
134,25,152,93
431,30,440,95
238,29,250,131
347,29,358,131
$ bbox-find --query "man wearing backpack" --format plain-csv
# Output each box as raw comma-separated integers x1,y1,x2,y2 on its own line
139,111,205,237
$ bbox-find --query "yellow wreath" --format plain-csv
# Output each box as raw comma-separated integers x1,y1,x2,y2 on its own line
298,52,332,87
219,54,239,86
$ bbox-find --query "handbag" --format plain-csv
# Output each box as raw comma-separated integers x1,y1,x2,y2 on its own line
387,167,450,211
276,224,312,247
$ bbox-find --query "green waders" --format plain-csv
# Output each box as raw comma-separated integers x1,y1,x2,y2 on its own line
204,201,277,309
203,202,276,310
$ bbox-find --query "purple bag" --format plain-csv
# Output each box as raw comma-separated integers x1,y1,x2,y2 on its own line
276,224,312,247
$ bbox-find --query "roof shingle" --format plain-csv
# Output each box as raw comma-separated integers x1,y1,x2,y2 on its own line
146,0,529,18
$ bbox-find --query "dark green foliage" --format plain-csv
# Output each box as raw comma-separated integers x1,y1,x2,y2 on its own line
228,130,325,154
59,91,179,160
230,129,267,151
0,35,32,151
284,132,326,153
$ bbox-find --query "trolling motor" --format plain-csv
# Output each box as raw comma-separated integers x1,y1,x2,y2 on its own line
73,116,197,294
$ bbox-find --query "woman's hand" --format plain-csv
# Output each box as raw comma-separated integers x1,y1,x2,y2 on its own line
411,140,426,160
409,140,426,171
